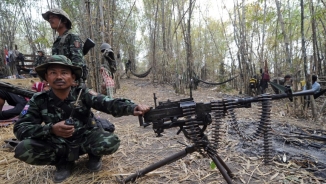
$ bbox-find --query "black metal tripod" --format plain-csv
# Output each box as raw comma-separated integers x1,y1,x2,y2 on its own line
118,139,234,184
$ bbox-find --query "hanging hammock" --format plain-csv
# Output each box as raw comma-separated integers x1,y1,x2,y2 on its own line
130,67,152,78
193,75,239,86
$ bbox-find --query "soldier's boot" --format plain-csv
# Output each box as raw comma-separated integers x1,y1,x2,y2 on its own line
86,153,102,172
53,160,74,183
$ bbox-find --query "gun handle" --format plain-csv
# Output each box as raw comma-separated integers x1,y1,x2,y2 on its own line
138,115,144,126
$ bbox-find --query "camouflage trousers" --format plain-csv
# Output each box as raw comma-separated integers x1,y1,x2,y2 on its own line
14,127,120,165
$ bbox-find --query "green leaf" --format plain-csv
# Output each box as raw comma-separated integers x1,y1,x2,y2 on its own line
210,161,216,169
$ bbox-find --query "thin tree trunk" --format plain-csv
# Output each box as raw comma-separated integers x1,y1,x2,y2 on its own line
186,0,194,94
152,2,158,84
161,0,167,83
275,0,292,65
259,0,267,69
99,0,105,43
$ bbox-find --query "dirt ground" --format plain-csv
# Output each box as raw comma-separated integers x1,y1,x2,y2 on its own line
0,77,325,184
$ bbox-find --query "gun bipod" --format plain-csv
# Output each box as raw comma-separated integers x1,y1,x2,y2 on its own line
117,143,234,184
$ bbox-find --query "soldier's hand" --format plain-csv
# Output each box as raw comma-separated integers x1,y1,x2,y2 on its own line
51,121,75,138
133,105,150,116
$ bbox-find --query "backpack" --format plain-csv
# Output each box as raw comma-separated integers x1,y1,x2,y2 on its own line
249,78,257,88
262,72,270,81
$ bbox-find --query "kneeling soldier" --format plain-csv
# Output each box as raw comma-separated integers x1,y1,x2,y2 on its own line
13,55,150,183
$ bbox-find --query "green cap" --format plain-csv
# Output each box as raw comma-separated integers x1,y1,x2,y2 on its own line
35,55,82,81
42,8,72,29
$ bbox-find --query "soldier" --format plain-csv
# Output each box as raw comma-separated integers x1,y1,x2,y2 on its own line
100,43,117,78
283,74,292,87
33,50,47,67
0,90,27,120
100,43,117,98
13,55,150,183
303,75,321,94
42,8,87,81
31,50,47,78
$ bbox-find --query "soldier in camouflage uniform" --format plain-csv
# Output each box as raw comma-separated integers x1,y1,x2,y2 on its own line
31,50,47,78
42,8,87,81
33,50,47,67
13,55,150,183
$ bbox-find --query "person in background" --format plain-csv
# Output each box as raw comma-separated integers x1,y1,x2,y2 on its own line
31,51,47,78
260,67,270,94
304,75,320,94
31,80,50,92
33,50,47,67
42,8,87,82
283,74,292,87
0,90,27,120
13,55,150,183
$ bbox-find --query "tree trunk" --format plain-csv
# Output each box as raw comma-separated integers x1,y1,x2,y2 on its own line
161,0,168,83
186,0,194,94
151,2,159,84
301,0,318,120
275,0,292,66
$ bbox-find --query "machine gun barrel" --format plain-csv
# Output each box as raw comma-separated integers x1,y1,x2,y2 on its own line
232,89,315,105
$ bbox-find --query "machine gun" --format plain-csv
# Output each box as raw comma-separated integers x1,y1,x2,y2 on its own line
119,89,315,184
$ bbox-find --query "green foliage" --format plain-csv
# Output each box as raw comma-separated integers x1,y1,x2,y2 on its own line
210,161,216,170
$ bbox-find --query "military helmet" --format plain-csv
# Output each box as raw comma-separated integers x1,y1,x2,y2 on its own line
100,43,113,53
37,50,45,55
42,8,72,29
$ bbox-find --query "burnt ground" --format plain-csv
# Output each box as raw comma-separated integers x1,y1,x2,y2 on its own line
0,77,326,184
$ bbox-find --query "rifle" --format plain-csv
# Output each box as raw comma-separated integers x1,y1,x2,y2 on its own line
119,89,315,184
0,81,34,98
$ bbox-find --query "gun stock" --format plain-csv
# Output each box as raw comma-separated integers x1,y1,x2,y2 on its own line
83,38,95,55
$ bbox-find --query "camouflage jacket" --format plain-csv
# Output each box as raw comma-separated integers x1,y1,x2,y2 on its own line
33,55,47,67
52,30,85,68
13,86,137,143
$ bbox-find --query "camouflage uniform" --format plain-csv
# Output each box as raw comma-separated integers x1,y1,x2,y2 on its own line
14,83,137,165
52,30,85,69
42,8,87,80
33,55,47,67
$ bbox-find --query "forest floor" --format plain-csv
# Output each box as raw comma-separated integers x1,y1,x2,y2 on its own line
0,77,326,184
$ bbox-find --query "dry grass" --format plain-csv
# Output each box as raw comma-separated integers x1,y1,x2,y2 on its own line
0,78,40,89
0,77,325,183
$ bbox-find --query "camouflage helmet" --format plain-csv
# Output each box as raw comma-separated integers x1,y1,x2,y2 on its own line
42,8,72,29
35,55,82,81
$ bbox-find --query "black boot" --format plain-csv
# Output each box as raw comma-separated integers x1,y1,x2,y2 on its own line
86,153,102,172
53,160,74,183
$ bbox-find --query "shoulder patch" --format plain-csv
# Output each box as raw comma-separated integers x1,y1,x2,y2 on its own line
89,90,98,96
21,105,30,116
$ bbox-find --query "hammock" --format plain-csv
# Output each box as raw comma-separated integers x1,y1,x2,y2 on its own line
130,67,152,78
193,75,239,86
